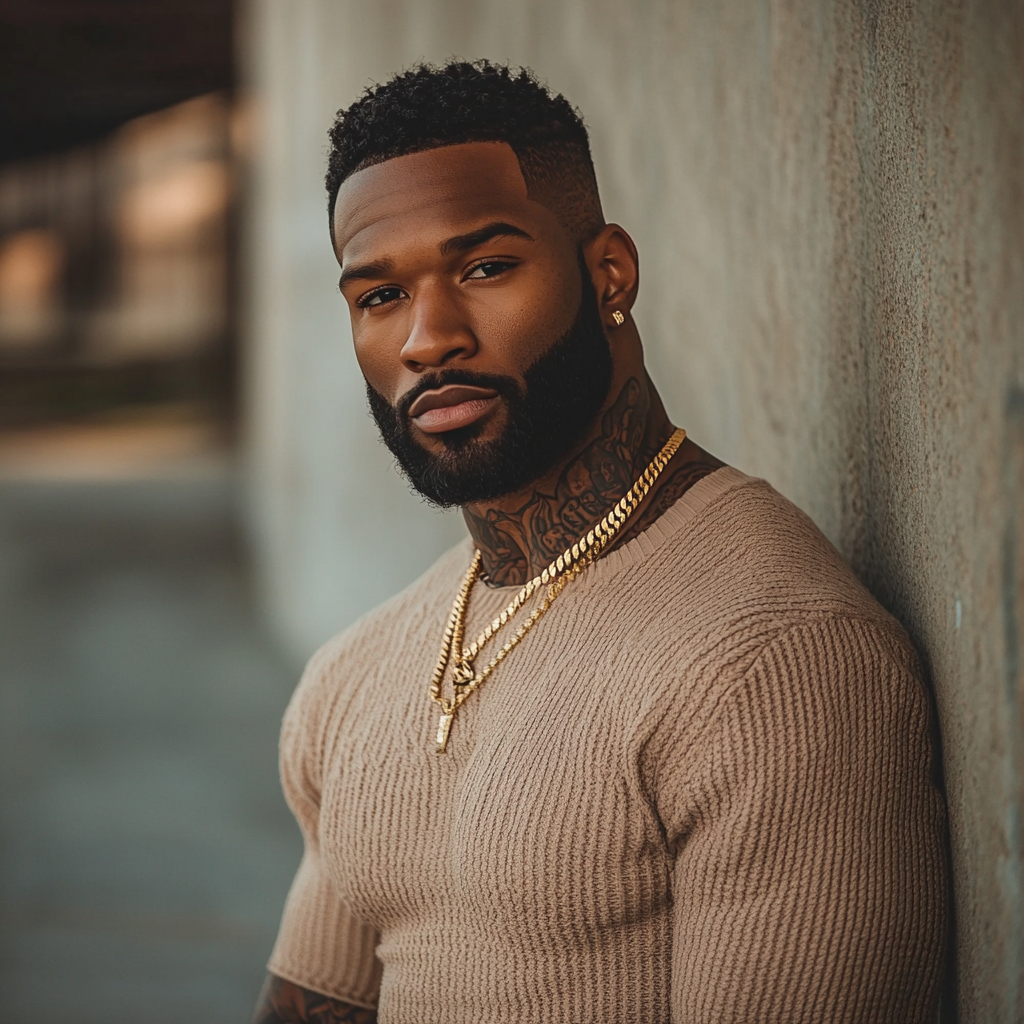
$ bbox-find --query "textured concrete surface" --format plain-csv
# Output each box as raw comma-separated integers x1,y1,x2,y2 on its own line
241,2,1024,1018
0,475,302,1024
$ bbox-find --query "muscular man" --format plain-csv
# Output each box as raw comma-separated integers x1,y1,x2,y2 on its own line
254,60,947,1024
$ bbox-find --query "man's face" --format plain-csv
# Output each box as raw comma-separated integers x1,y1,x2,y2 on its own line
332,141,612,506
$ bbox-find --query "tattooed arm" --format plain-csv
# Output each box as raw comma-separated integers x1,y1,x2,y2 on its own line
252,975,378,1024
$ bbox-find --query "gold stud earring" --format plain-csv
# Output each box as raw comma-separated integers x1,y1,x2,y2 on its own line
612,310,625,326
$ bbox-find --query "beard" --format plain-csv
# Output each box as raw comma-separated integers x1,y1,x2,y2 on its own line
365,257,614,507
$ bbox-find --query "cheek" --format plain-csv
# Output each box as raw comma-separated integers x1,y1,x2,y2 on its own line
351,315,404,395
473,262,578,365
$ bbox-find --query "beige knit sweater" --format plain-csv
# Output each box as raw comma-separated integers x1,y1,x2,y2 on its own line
268,468,947,1023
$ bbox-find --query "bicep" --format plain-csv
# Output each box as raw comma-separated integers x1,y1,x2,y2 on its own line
665,622,947,1022
252,975,378,1023
271,652,383,1007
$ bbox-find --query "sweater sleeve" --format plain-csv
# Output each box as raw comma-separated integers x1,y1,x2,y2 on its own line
266,647,383,1008
656,616,947,1024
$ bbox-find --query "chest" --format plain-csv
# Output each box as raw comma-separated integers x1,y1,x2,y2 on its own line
317,590,674,944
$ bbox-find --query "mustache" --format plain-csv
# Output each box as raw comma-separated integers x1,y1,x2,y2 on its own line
394,368,523,420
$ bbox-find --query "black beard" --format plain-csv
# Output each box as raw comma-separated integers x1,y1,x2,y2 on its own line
365,260,613,507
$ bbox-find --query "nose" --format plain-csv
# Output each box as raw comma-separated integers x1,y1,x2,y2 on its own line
400,284,477,371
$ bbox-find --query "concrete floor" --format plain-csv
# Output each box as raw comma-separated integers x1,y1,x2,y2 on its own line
0,470,303,1024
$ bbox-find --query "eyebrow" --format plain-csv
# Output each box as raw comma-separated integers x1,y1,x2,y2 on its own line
438,221,534,256
338,258,394,290
337,221,533,291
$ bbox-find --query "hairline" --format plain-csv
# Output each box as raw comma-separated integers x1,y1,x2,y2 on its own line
328,138,603,247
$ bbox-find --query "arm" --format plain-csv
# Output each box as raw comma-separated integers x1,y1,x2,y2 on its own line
264,648,384,1016
662,619,948,1022
253,974,378,1023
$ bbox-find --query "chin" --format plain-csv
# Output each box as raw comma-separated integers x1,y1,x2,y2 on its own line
437,423,490,453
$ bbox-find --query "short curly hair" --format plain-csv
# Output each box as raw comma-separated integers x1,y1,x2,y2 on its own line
326,59,604,243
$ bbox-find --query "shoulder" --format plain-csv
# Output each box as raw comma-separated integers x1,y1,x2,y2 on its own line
654,468,908,644
280,538,472,776
313,537,472,674
627,470,925,745
690,471,871,593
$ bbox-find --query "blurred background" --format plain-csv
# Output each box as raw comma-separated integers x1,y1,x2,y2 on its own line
0,2,297,1021
0,2,1022,1022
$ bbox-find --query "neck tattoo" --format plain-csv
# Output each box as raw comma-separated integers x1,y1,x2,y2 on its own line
464,376,716,587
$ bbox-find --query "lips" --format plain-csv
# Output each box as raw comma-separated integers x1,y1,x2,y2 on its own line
408,384,500,434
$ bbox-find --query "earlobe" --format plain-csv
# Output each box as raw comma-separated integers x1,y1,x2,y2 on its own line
584,223,640,326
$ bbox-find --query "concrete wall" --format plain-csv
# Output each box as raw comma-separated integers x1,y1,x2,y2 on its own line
239,2,1024,1018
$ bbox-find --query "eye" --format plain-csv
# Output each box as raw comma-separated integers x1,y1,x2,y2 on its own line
464,259,518,280
357,285,406,308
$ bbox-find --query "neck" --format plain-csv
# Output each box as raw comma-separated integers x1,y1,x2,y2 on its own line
461,374,673,587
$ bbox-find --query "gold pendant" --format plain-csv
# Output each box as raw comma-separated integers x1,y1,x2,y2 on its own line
435,712,454,753
452,660,475,688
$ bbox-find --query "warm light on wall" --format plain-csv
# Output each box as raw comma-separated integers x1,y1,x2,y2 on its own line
119,160,230,247
0,90,232,363
0,228,65,348
91,92,232,358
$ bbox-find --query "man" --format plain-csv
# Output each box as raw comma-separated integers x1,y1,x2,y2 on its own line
254,60,947,1023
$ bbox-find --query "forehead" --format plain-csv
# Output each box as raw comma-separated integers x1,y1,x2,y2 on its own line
332,141,553,262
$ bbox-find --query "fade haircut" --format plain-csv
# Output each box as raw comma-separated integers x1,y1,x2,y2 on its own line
326,59,605,244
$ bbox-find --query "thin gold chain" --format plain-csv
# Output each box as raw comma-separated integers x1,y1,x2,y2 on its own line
429,428,686,752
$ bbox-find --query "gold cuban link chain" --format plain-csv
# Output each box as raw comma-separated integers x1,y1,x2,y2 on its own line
429,427,687,752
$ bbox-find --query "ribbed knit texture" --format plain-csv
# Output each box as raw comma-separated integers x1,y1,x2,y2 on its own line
268,468,947,1023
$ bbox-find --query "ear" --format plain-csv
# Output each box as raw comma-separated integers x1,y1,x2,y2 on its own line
582,224,640,331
